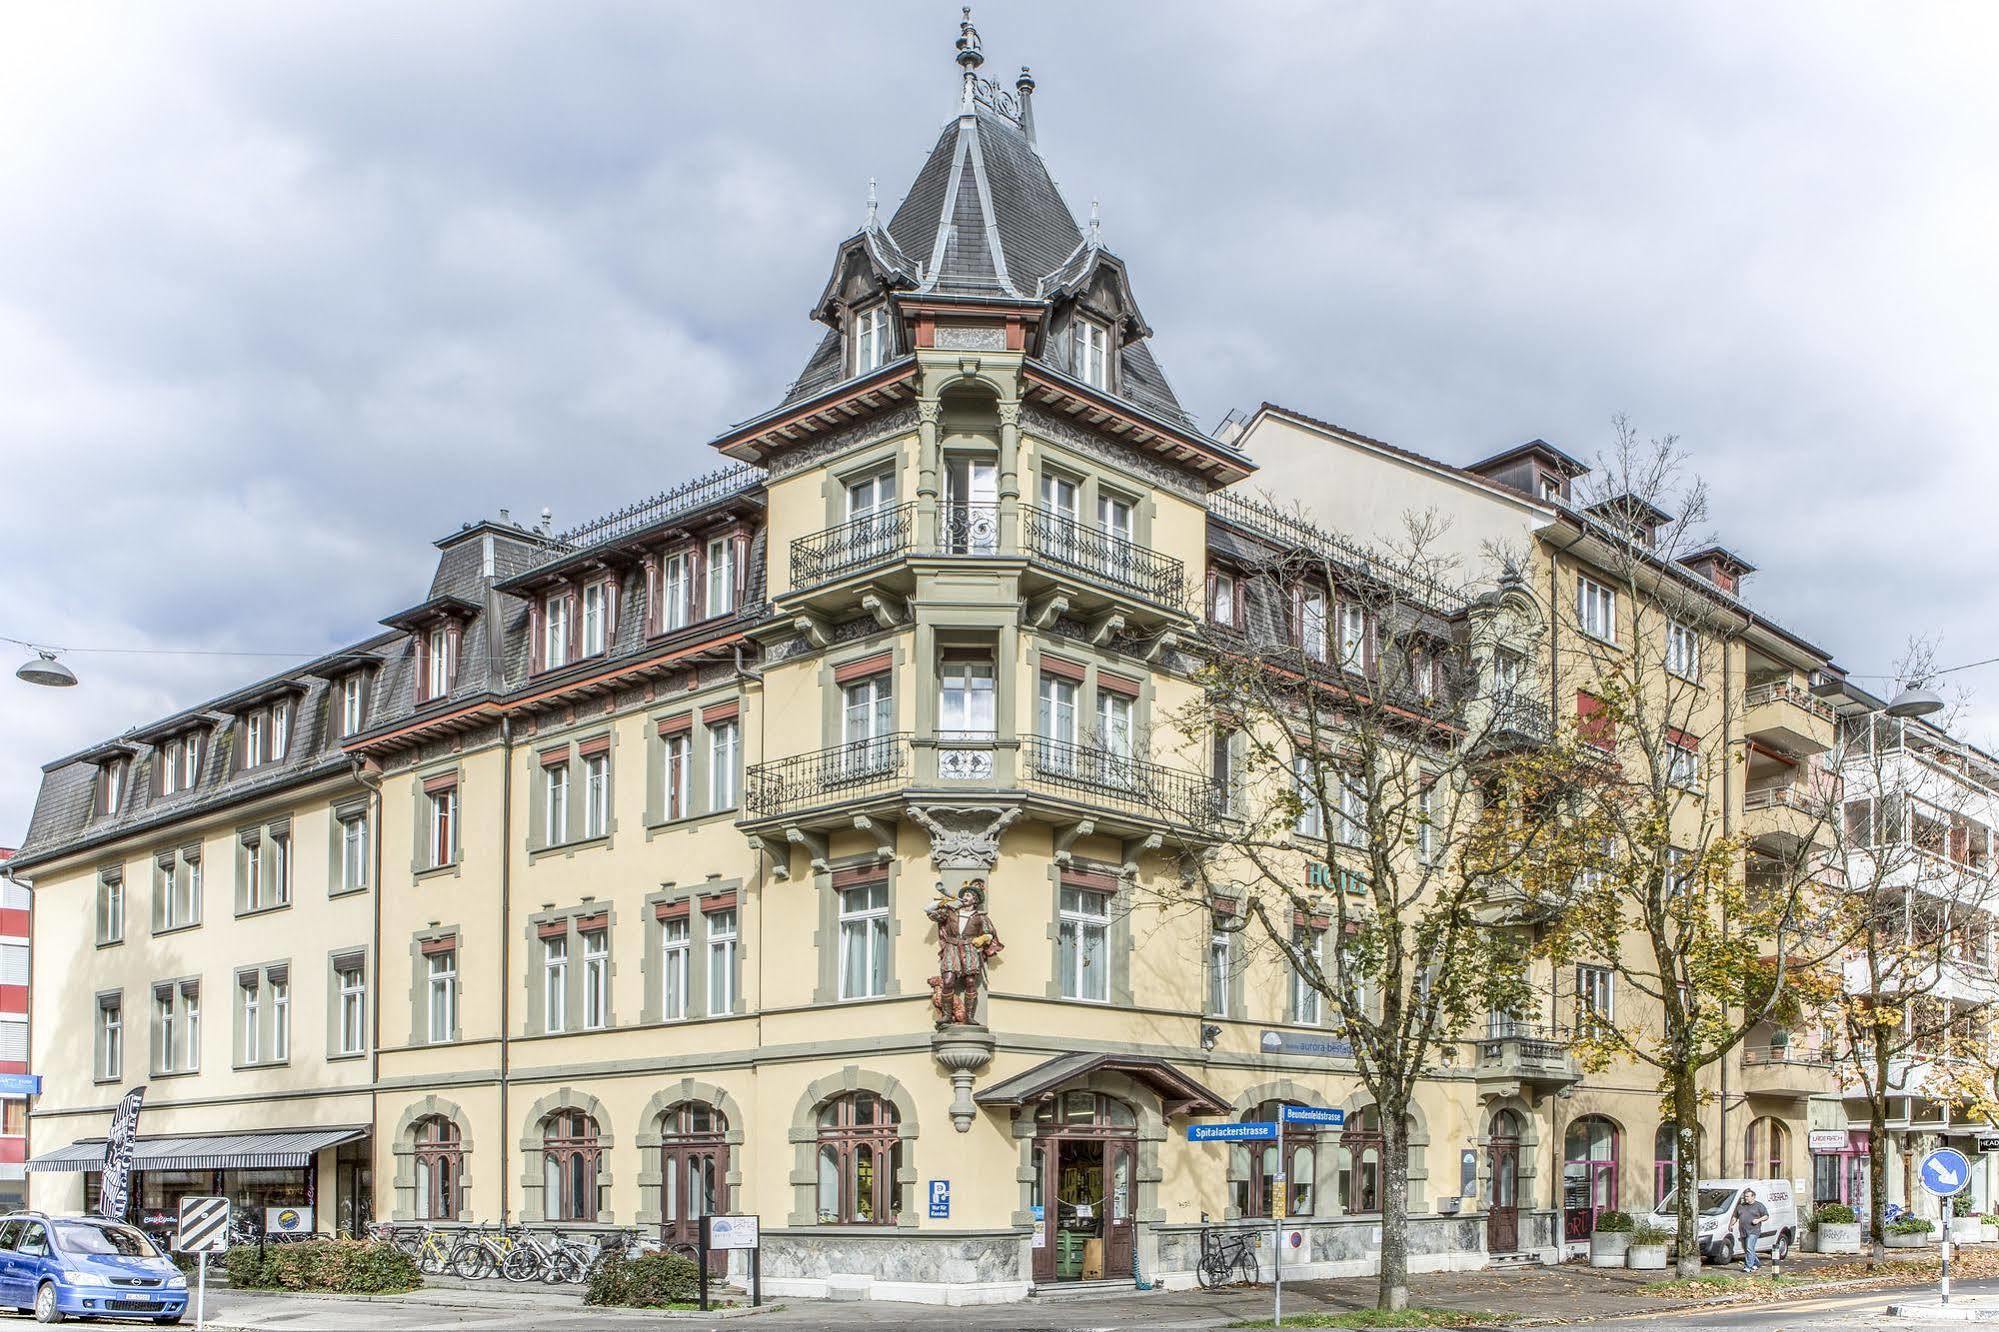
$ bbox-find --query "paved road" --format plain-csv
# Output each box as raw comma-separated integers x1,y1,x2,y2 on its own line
162,1274,1999,1330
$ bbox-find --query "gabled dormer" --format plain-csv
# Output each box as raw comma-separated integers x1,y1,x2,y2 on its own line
1585,493,1674,549
1465,439,1590,504
77,741,137,819
130,715,214,799
218,679,310,774
383,594,479,706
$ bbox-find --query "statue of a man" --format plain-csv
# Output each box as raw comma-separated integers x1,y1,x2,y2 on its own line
926,879,1002,1027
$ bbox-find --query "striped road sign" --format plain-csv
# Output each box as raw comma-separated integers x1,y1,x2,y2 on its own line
175,1196,230,1254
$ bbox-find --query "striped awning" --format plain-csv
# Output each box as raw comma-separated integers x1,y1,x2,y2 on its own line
27,1125,368,1173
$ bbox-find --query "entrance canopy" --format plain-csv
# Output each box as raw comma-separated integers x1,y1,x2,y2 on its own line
975,1053,1228,1117
27,1126,368,1174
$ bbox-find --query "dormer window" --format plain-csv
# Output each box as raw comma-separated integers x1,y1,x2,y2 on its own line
1540,475,1564,502
852,303,890,375
338,674,367,737
580,580,611,657
159,732,203,796
98,759,128,816
420,623,460,703
544,592,574,670
1073,317,1110,389
239,700,292,770
245,712,265,767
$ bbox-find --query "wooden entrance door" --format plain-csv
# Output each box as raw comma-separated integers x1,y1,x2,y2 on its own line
657,1103,729,1276
1487,1133,1520,1253
1028,1091,1140,1285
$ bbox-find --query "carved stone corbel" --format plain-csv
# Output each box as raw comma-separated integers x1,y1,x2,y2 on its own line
860,592,906,630
907,804,1022,870
1121,831,1163,877
852,813,898,860
791,614,830,649
1051,818,1096,866
1145,631,1178,663
785,826,830,875
745,833,790,881
1088,610,1126,646
1026,591,1070,629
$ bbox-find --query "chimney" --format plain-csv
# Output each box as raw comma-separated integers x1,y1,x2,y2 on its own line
1016,66,1037,146
1679,547,1756,596
498,508,511,526
539,505,553,535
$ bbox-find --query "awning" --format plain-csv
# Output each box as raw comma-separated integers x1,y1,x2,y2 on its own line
974,1053,1230,1117
27,1125,369,1174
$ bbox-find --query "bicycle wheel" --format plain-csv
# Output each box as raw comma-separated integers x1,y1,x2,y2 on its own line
502,1245,545,1283
547,1248,585,1285
418,1241,448,1276
1196,1252,1222,1290
449,1242,491,1280
1235,1250,1260,1286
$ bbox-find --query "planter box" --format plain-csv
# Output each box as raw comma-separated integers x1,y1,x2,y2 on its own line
1590,1231,1633,1268
1886,1231,1935,1249
1815,1222,1862,1254
1625,1243,1668,1271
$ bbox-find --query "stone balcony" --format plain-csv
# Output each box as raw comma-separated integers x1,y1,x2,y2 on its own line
1473,1025,1581,1099
1738,1044,1836,1100
1744,679,1836,757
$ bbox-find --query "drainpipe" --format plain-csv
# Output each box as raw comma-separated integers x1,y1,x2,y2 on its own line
352,754,385,1231
1547,557,1564,1239
1717,639,1734,1177
499,714,516,1226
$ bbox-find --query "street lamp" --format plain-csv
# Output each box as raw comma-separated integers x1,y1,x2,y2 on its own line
1885,686,1944,719
15,651,76,688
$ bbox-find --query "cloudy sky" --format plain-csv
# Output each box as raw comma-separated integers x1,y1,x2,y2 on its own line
3,2,1996,841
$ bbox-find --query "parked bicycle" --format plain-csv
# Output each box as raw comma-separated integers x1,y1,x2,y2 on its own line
1196,1224,1261,1289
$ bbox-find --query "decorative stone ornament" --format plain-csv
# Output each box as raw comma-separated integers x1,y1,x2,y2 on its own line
932,1025,996,1133
907,804,1021,870
925,878,1003,1027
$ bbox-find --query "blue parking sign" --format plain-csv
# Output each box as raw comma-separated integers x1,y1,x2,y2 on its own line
928,1180,950,1218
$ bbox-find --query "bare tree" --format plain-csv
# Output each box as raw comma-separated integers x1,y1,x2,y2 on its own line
1151,492,1565,1312
1521,421,1846,1276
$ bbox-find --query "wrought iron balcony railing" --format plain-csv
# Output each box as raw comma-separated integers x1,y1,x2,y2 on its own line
1024,505,1185,606
1486,694,1552,745
1019,735,1222,828
939,503,1003,556
790,503,914,590
744,733,912,818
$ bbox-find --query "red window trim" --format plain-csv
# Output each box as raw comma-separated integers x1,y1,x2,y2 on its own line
539,745,571,769
833,652,894,685
701,891,739,913
657,713,693,737
1040,655,1087,683
1060,867,1118,893
576,735,611,759
420,936,457,957
422,772,459,795
574,911,608,933
831,865,889,889
1210,894,1241,917
536,919,569,941
702,701,740,725
1291,910,1332,931
1097,670,1142,698
654,900,691,921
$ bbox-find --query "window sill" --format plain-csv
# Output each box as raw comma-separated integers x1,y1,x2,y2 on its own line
95,938,125,950
1578,630,1619,649
93,1075,123,1086
151,922,203,938
326,1050,368,1063
415,863,460,882
232,1059,292,1072
644,808,740,839
236,901,294,920
149,1069,199,1080
329,885,370,899
529,834,611,864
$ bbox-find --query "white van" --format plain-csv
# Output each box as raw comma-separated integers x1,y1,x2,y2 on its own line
1653,1178,1799,1264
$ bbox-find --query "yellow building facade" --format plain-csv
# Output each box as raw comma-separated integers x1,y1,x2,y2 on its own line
11,23,1855,1305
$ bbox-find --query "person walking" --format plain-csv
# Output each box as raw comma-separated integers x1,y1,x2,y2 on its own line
1734,1188,1771,1272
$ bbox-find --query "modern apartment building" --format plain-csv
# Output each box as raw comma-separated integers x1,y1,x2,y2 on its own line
4,16,1906,1301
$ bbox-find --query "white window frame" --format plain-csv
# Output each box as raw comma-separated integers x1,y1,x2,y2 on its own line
244,712,265,769
708,720,740,811
545,593,573,670
852,302,890,375
1337,602,1368,669
1292,927,1324,1024
1667,740,1701,791
340,674,365,736
582,929,608,1030
98,873,124,945
429,787,457,869
837,881,891,1001
1417,784,1436,865
583,753,610,839
544,933,569,1033
1211,570,1237,626
1038,673,1078,746
270,703,289,761
336,960,367,1056
705,537,737,616
545,764,570,845
707,910,738,1016
1208,918,1231,1017
427,950,457,1043
1577,575,1618,645
271,972,289,1062
240,976,260,1065
340,811,369,893
270,830,290,906
938,658,996,740
663,732,691,821
1667,621,1701,681
155,987,176,1074
1293,756,1326,839
661,916,690,1021
1057,886,1110,1003
426,625,453,698
98,998,123,1081
1073,317,1110,389
581,581,608,657
1578,964,1615,1026
661,552,691,632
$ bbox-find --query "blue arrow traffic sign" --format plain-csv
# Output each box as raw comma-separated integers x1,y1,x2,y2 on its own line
1921,1147,1973,1198
1187,1121,1278,1143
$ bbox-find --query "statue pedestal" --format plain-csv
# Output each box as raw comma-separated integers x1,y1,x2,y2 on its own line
931,1025,997,1133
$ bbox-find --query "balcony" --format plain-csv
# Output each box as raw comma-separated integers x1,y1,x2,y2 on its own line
1023,505,1185,610
1473,1024,1580,1097
1743,781,1833,851
1739,1045,1836,1100
789,503,915,593
1475,694,1552,754
740,732,1223,873
1744,680,1836,757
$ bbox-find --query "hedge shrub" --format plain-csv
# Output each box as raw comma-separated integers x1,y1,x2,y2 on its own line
1813,1202,1856,1225
1887,1215,1936,1236
584,1251,702,1308
224,1239,421,1293
1592,1210,1634,1234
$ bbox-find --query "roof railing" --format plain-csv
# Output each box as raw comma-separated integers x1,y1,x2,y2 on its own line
547,464,764,553
1207,490,1469,615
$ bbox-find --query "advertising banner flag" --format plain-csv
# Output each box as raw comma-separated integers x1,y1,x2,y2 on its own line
98,1086,147,1222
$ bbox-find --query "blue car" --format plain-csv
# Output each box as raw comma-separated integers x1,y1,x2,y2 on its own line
0,1213,188,1324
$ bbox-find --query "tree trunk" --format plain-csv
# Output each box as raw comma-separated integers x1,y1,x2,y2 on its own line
1379,1106,1411,1311
1868,1082,1890,1267
1673,1068,1703,1278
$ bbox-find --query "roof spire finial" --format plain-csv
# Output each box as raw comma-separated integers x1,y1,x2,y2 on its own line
866,176,878,226
1088,197,1101,245
956,7,984,111
1016,65,1038,147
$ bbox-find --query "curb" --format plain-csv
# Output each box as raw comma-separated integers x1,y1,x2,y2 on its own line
215,1285,778,1319
1887,1301,1999,1323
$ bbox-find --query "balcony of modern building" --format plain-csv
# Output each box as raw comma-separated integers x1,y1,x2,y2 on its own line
1744,674,1837,758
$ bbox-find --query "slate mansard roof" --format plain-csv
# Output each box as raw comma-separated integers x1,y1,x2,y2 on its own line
10,470,769,875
